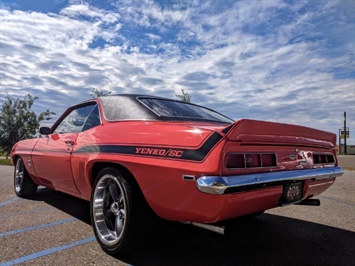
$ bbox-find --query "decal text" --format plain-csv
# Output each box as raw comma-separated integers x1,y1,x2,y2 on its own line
135,147,184,158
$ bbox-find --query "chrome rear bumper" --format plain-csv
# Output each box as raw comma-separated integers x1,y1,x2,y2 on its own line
196,167,344,195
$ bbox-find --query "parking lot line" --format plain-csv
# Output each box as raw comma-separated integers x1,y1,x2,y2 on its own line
0,218,77,237
0,197,19,207
1,236,96,266
0,207,53,219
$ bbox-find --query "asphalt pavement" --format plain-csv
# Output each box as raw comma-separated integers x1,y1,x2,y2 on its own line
337,155,355,169
0,165,354,265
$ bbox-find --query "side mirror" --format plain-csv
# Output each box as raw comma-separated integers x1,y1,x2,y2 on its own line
39,127,51,135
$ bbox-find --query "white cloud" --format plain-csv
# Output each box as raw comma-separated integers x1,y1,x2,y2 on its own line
60,4,120,23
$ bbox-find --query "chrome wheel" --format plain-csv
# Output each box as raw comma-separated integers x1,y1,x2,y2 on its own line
91,167,150,254
14,158,25,193
93,174,127,246
13,157,37,197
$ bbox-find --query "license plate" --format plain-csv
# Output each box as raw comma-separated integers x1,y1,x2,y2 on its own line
282,182,302,204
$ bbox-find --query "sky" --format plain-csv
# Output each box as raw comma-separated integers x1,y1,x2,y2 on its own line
0,0,354,145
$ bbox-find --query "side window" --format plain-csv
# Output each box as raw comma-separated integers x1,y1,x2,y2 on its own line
82,104,101,131
53,104,96,134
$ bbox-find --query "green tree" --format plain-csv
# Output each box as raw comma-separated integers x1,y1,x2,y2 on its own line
91,88,111,98
0,94,55,157
175,89,191,103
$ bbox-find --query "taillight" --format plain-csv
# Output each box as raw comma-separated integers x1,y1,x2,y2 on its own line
245,154,260,167
226,154,244,168
226,153,276,169
313,153,335,164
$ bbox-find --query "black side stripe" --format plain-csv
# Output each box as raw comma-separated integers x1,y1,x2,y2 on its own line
221,124,233,134
75,132,223,162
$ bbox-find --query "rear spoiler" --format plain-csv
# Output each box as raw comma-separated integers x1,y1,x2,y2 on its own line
223,119,336,149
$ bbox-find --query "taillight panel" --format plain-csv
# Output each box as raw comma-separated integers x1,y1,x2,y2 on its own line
226,153,277,169
313,153,335,164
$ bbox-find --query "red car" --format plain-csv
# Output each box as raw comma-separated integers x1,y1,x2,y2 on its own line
11,94,343,255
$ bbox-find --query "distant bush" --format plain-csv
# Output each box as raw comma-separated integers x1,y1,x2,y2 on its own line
0,158,12,165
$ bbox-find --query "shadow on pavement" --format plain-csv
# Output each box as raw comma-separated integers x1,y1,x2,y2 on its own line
30,187,91,224
31,187,355,266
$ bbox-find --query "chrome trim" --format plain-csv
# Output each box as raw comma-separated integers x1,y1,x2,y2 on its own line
196,167,344,195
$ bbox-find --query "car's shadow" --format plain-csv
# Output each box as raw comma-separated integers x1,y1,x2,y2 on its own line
32,188,354,265
32,187,91,224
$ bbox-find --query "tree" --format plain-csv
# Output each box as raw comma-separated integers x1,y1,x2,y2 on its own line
91,88,111,98
175,89,191,103
0,94,55,157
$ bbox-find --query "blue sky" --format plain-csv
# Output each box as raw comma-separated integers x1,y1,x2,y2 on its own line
0,0,354,145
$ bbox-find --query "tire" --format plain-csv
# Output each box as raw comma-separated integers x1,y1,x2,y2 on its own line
90,167,146,255
14,157,38,197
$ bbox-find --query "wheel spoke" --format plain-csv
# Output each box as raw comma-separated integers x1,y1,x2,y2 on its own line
115,215,123,235
103,189,111,209
103,184,116,230
108,182,119,201
118,194,124,205
104,212,115,231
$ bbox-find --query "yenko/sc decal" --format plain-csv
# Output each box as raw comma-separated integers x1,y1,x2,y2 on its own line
75,132,223,161
135,148,184,158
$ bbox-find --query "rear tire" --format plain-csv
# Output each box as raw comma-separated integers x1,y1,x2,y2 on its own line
90,167,147,255
14,157,38,197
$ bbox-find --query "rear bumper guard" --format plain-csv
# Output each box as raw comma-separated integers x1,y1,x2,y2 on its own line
196,167,344,195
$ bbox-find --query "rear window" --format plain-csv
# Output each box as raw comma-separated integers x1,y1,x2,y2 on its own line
138,98,233,123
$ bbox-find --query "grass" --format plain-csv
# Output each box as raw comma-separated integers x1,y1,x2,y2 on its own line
0,158,13,165
0,150,12,165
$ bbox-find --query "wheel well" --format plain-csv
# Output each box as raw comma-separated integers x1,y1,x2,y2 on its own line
12,155,19,164
12,155,25,170
91,162,141,192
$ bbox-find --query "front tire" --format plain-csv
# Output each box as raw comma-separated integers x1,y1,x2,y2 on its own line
14,157,37,197
90,167,145,255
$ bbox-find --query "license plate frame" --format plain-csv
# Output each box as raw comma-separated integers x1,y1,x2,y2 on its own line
281,182,303,204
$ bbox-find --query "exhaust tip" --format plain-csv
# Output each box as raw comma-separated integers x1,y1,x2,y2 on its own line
182,221,225,235
296,198,320,206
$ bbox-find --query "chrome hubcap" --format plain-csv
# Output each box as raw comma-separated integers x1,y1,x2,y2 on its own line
93,175,126,246
15,159,24,193
110,202,120,215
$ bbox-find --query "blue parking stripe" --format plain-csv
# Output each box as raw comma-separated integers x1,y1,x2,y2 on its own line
0,197,19,207
0,236,96,266
0,207,53,219
0,218,77,237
